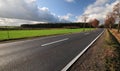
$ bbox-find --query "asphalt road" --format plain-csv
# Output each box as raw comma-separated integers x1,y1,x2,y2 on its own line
0,29,104,71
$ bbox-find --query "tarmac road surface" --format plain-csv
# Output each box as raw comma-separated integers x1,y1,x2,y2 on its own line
0,28,104,71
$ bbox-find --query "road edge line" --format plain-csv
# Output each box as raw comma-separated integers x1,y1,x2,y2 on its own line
61,29,105,71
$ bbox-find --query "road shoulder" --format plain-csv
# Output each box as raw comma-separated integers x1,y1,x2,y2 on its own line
69,29,120,71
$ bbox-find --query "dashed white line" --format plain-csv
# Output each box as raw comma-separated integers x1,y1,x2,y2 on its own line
84,33,90,35
41,38,69,46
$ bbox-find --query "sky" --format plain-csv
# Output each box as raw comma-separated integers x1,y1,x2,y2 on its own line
0,0,119,26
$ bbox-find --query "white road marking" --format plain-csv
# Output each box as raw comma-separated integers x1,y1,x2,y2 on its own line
41,38,69,46
61,29,105,71
84,33,90,35
0,36,58,46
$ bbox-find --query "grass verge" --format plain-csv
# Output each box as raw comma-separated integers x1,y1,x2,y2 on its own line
105,30,120,71
0,28,93,41
69,29,120,71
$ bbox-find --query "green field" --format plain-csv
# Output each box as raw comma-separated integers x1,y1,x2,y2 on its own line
0,28,94,40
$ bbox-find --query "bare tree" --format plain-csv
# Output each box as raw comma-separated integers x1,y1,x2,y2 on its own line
113,2,120,32
104,18,110,28
104,12,115,29
82,14,88,31
3,18,10,39
88,19,93,30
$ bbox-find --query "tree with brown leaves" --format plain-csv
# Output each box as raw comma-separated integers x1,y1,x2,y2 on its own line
90,19,99,28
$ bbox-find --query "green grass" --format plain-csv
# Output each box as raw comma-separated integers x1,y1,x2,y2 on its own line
0,28,94,40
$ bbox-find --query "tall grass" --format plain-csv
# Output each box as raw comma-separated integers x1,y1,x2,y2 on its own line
105,30,120,71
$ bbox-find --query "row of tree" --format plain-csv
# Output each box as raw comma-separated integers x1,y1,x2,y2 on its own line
21,23,93,29
104,2,120,32
20,19,100,29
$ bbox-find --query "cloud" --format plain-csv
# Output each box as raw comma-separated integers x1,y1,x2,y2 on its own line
76,0,119,24
60,13,73,21
0,0,40,21
65,0,75,3
0,0,69,26
0,18,43,26
38,7,61,22
76,16,83,22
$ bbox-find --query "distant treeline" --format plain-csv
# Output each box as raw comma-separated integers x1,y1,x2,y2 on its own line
0,27,25,30
21,22,93,29
0,23,118,30
0,22,95,30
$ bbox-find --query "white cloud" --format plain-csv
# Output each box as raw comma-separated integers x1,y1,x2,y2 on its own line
76,0,119,24
76,16,83,22
39,7,49,12
94,0,109,6
0,18,43,26
65,0,75,3
0,0,68,26
0,0,39,21
60,13,73,21
38,7,61,22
